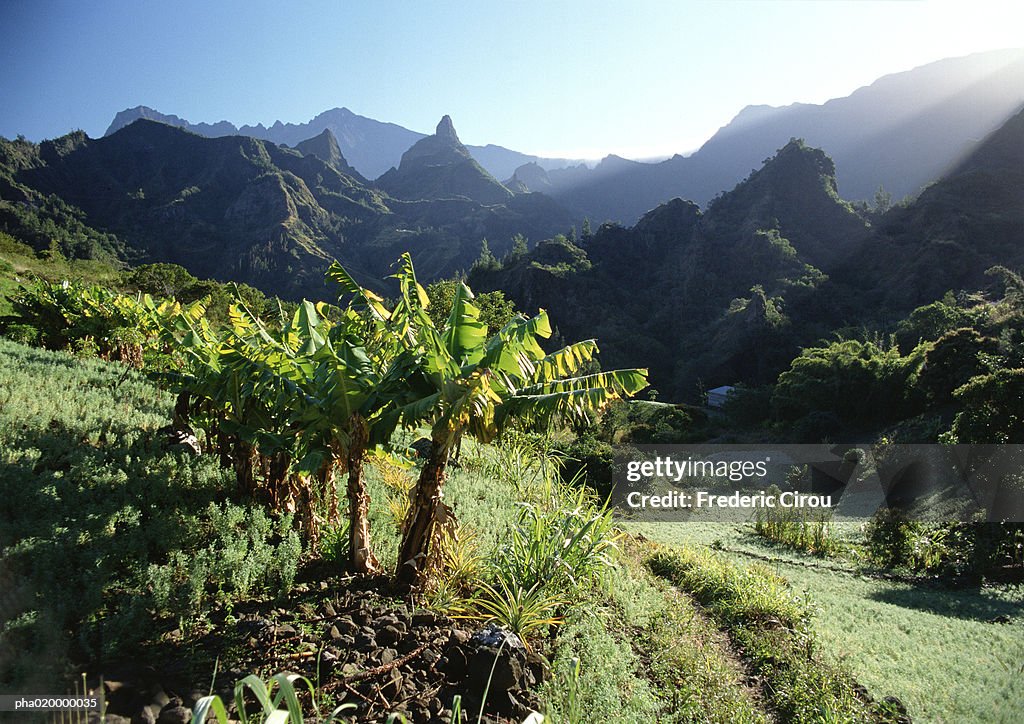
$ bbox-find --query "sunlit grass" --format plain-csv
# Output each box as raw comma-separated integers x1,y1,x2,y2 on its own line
632,521,1024,722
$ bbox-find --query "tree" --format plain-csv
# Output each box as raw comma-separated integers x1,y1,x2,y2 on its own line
471,238,499,272
581,217,593,244
358,254,648,585
772,338,925,428
873,185,893,214
505,233,528,264
948,368,1024,443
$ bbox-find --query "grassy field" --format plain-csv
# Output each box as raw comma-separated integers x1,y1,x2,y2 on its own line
630,521,1024,723
3,336,1022,722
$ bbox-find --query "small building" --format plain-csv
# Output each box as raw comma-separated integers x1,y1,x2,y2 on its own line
706,385,736,408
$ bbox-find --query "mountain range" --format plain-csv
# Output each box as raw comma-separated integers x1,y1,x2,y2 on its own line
470,104,1024,399
522,48,1024,222
3,49,1024,399
103,49,1024,225
0,116,570,298
104,106,579,182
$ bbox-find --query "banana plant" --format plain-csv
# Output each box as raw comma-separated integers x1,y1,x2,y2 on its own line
333,254,649,586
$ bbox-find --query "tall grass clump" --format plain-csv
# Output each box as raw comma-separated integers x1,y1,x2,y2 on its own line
456,437,620,644
754,492,841,558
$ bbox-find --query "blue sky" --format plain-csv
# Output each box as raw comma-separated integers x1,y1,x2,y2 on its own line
1,0,1021,158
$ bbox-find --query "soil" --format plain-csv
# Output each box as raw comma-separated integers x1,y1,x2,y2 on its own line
83,567,547,723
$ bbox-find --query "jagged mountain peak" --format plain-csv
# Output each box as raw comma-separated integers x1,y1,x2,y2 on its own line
377,115,512,204
436,115,459,142
293,127,366,182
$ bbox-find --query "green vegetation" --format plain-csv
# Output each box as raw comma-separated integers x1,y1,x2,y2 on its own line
2,110,1023,720
0,339,299,689
634,522,1024,723
754,485,841,557
648,546,882,722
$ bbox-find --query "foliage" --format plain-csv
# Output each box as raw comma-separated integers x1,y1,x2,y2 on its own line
917,327,998,402
147,504,300,619
345,253,646,584
753,482,841,557
772,337,926,431
424,277,517,335
632,521,1024,723
864,508,1024,580
488,493,619,593
947,368,1024,443
0,191,128,262
863,507,922,568
5,278,152,364
457,580,566,648
895,295,981,352
192,671,356,724
0,340,298,676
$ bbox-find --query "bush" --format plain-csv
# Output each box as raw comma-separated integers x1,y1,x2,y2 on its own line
1,323,38,345
864,507,921,568
557,432,615,498
147,503,301,619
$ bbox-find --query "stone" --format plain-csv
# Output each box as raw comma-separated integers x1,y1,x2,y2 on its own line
378,624,403,646
155,702,192,724
354,631,376,649
333,618,359,635
449,628,471,645
323,601,337,617
411,611,438,626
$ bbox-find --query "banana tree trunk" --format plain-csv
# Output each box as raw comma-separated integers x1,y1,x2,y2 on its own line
396,438,449,585
346,415,380,574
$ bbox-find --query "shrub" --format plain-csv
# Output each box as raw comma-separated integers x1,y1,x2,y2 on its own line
1,323,39,345
863,507,921,568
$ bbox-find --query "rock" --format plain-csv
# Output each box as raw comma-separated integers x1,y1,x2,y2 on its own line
379,648,398,665
382,668,403,698
323,601,337,617
156,700,192,724
440,647,468,679
378,624,403,646
397,637,421,654
881,695,910,719
333,618,359,635
410,438,433,458
449,628,471,645
354,631,376,649
131,709,156,724
274,623,297,636
329,625,343,641
526,651,551,682
411,611,439,626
